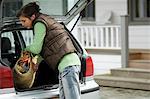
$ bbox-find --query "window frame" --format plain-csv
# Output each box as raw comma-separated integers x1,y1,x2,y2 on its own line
80,0,95,22
129,0,150,25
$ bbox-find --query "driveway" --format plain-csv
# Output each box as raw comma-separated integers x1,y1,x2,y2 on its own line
100,86,150,99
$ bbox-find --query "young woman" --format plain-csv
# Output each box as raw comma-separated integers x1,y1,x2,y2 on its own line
16,2,81,99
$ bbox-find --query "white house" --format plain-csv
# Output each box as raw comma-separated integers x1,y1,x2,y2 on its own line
73,0,150,75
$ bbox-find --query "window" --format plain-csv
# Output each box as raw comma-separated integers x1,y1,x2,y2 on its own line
80,0,95,21
2,0,22,18
1,0,79,17
1,0,83,24
21,30,33,46
129,0,150,24
1,32,16,67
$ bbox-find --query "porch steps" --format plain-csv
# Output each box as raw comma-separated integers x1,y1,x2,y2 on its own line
94,49,150,90
111,68,150,79
94,68,150,90
129,60,150,69
129,49,150,60
129,49,150,69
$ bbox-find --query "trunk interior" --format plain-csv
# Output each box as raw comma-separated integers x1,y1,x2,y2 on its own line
33,61,59,87
15,60,59,91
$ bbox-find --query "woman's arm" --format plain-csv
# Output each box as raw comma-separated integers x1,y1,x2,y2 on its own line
25,22,46,54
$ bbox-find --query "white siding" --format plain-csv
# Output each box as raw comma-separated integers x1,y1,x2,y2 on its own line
95,0,128,25
95,0,150,49
90,53,121,75
129,26,150,49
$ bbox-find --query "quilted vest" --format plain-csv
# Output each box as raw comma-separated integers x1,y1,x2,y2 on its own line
33,14,76,70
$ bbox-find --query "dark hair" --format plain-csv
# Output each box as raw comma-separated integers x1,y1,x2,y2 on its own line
16,2,41,18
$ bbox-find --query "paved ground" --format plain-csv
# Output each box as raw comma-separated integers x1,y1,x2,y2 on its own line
100,86,150,99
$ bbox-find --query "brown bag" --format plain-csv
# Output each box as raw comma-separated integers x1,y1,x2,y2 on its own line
12,51,38,89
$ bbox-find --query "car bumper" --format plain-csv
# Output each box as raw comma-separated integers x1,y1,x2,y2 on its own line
80,80,100,99
0,80,100,99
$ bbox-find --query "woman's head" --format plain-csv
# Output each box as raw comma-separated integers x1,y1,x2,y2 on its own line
16,2,41,28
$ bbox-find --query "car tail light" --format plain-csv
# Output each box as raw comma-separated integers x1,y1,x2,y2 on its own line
0,66,14,88
85,56,94,76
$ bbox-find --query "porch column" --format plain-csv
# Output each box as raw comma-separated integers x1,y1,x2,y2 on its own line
121,15,129,68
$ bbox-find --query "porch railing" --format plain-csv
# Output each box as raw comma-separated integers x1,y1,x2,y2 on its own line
77,25,121,49
3,25,121,50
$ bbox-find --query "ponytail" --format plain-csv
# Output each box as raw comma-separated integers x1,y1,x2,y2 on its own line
16,2,41,18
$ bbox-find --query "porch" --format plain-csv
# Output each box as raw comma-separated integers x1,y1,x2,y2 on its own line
75,23,150,75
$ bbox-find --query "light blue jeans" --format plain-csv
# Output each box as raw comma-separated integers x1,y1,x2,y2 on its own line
59,65,81,99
